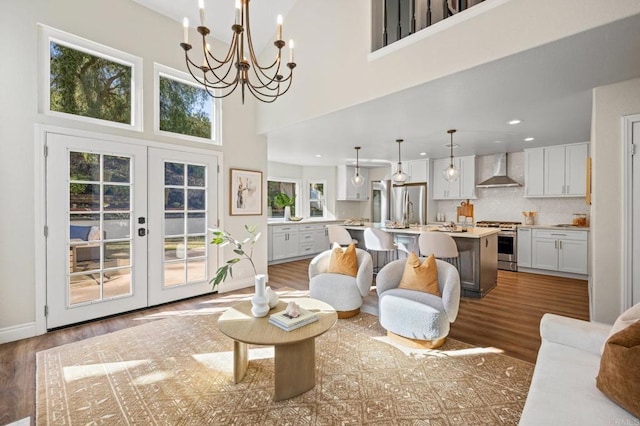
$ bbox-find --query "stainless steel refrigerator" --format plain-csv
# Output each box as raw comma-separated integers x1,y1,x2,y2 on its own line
390,182,428,226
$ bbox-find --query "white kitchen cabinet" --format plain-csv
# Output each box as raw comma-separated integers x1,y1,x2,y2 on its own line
517,227,532,268
268,222,333,263
336,165,369,201
525,143,588,198
564,143,589,196
313,225,330,252
432,156,476,200
531,229,588,274
524,148,544,197
270,225,299,261
405,159,430,183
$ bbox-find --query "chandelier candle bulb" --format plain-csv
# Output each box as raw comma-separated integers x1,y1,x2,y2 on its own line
235,0,241,25
289,40,294,62
277,15,283,41
198,0,205,26
183,17,189,44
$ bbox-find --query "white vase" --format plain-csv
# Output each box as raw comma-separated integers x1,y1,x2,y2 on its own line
265,286,279,309
284,206,291,221
251,274,270,317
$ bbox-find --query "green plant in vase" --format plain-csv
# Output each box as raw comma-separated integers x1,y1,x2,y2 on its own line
273,192,296,220
209,224,260,290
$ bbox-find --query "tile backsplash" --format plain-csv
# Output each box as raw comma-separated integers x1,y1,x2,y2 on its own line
435,151,591,225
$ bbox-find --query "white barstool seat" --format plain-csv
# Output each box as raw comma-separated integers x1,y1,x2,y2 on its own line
418,232,460,270
364,227,408,273
327,225,357,247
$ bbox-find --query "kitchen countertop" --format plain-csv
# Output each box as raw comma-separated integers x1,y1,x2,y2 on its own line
268,218,344,225
341,224,500,239
517,224,590,231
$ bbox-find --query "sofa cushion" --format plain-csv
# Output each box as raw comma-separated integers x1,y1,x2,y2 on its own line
70,225,92,241
398,253,440,296
520,340,638,425
327,243,357,277
596,321,640,418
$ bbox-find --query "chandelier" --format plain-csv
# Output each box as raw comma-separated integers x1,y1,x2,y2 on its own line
392,139,408,185
443,129,459,182
180,0,296,104
351,146,365,188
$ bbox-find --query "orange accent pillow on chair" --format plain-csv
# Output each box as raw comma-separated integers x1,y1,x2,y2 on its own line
398,252,441,296
328,243,358,277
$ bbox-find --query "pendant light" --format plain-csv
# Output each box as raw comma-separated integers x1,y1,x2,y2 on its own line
392,139,408,185
351,146,365,187
443,129,459,182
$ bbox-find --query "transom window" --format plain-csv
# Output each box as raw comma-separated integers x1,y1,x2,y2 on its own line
154,64,222,144
38,24,143,131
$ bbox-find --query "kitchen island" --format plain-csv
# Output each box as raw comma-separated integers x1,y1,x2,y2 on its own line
342,224,499,298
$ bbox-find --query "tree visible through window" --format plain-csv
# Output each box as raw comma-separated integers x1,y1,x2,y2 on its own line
50,42,132,124
159,76,212,139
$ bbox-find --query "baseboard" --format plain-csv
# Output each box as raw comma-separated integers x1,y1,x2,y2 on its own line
0,322,36,344
517,267,588,280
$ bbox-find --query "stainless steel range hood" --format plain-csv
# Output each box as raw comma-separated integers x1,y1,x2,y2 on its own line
476,153,521,188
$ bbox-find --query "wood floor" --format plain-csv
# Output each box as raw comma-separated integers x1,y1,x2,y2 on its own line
0,259,589,425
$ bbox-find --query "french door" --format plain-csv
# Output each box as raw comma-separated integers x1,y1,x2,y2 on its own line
45,133,218,329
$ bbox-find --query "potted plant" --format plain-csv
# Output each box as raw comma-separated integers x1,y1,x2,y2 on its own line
273,192,295,220
209,225,274,317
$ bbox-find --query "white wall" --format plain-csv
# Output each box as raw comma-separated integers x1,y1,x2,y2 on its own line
591,77,640,324
257,0,640,135
0,0,266,337
436,152,590,224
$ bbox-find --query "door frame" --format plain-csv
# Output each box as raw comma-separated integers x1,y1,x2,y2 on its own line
623,114,640,310
34,124,224,335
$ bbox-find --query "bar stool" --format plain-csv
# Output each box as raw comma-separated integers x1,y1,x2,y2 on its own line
418,232,460,270
327,225,357,247
364,227,408,273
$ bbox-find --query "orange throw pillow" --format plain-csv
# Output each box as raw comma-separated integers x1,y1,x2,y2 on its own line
328,243,358,277
398,252,441,296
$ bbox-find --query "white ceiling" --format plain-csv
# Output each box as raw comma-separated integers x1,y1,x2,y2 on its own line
134,0,640,168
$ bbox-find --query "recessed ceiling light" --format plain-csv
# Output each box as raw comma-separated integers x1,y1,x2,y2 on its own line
419,152,427,156
442,144,459,148
315,154,322,157
508,119,522,125
494,140,503,144
525,137,535,142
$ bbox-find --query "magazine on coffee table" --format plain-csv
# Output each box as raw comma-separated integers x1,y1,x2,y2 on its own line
269,307,318,331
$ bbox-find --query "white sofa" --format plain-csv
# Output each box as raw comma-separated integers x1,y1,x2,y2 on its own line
520,313,639,425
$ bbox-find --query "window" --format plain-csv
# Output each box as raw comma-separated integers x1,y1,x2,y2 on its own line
38,24,143,131
154,64,221,144
268,179,298,218
308,182,326,218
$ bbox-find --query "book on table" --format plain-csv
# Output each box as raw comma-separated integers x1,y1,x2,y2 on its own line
269,307,318,331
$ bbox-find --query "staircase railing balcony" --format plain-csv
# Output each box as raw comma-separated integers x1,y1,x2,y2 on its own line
372,0,487,52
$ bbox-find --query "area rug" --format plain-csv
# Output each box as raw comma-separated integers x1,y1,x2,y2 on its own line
37,301,533,425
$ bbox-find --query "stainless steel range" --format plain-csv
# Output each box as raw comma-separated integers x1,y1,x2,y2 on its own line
475,221,521,271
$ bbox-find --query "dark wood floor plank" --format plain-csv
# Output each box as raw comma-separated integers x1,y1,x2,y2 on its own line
0,261,588,424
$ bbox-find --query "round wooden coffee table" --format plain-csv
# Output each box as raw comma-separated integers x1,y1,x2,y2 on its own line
217,297,337,401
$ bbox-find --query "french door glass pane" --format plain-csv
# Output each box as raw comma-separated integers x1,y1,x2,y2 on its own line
162,161,208,288
68,150,133,306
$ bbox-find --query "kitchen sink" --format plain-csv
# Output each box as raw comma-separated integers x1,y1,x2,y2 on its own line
553,224,580,228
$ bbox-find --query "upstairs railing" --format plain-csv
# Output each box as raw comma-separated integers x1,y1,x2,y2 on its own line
372,0,486,51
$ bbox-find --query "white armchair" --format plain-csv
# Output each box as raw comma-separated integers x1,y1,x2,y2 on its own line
376,258,461,348
308,248,373,318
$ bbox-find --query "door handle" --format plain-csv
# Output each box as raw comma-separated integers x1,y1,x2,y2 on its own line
559,240,563,249
555,240,558,249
